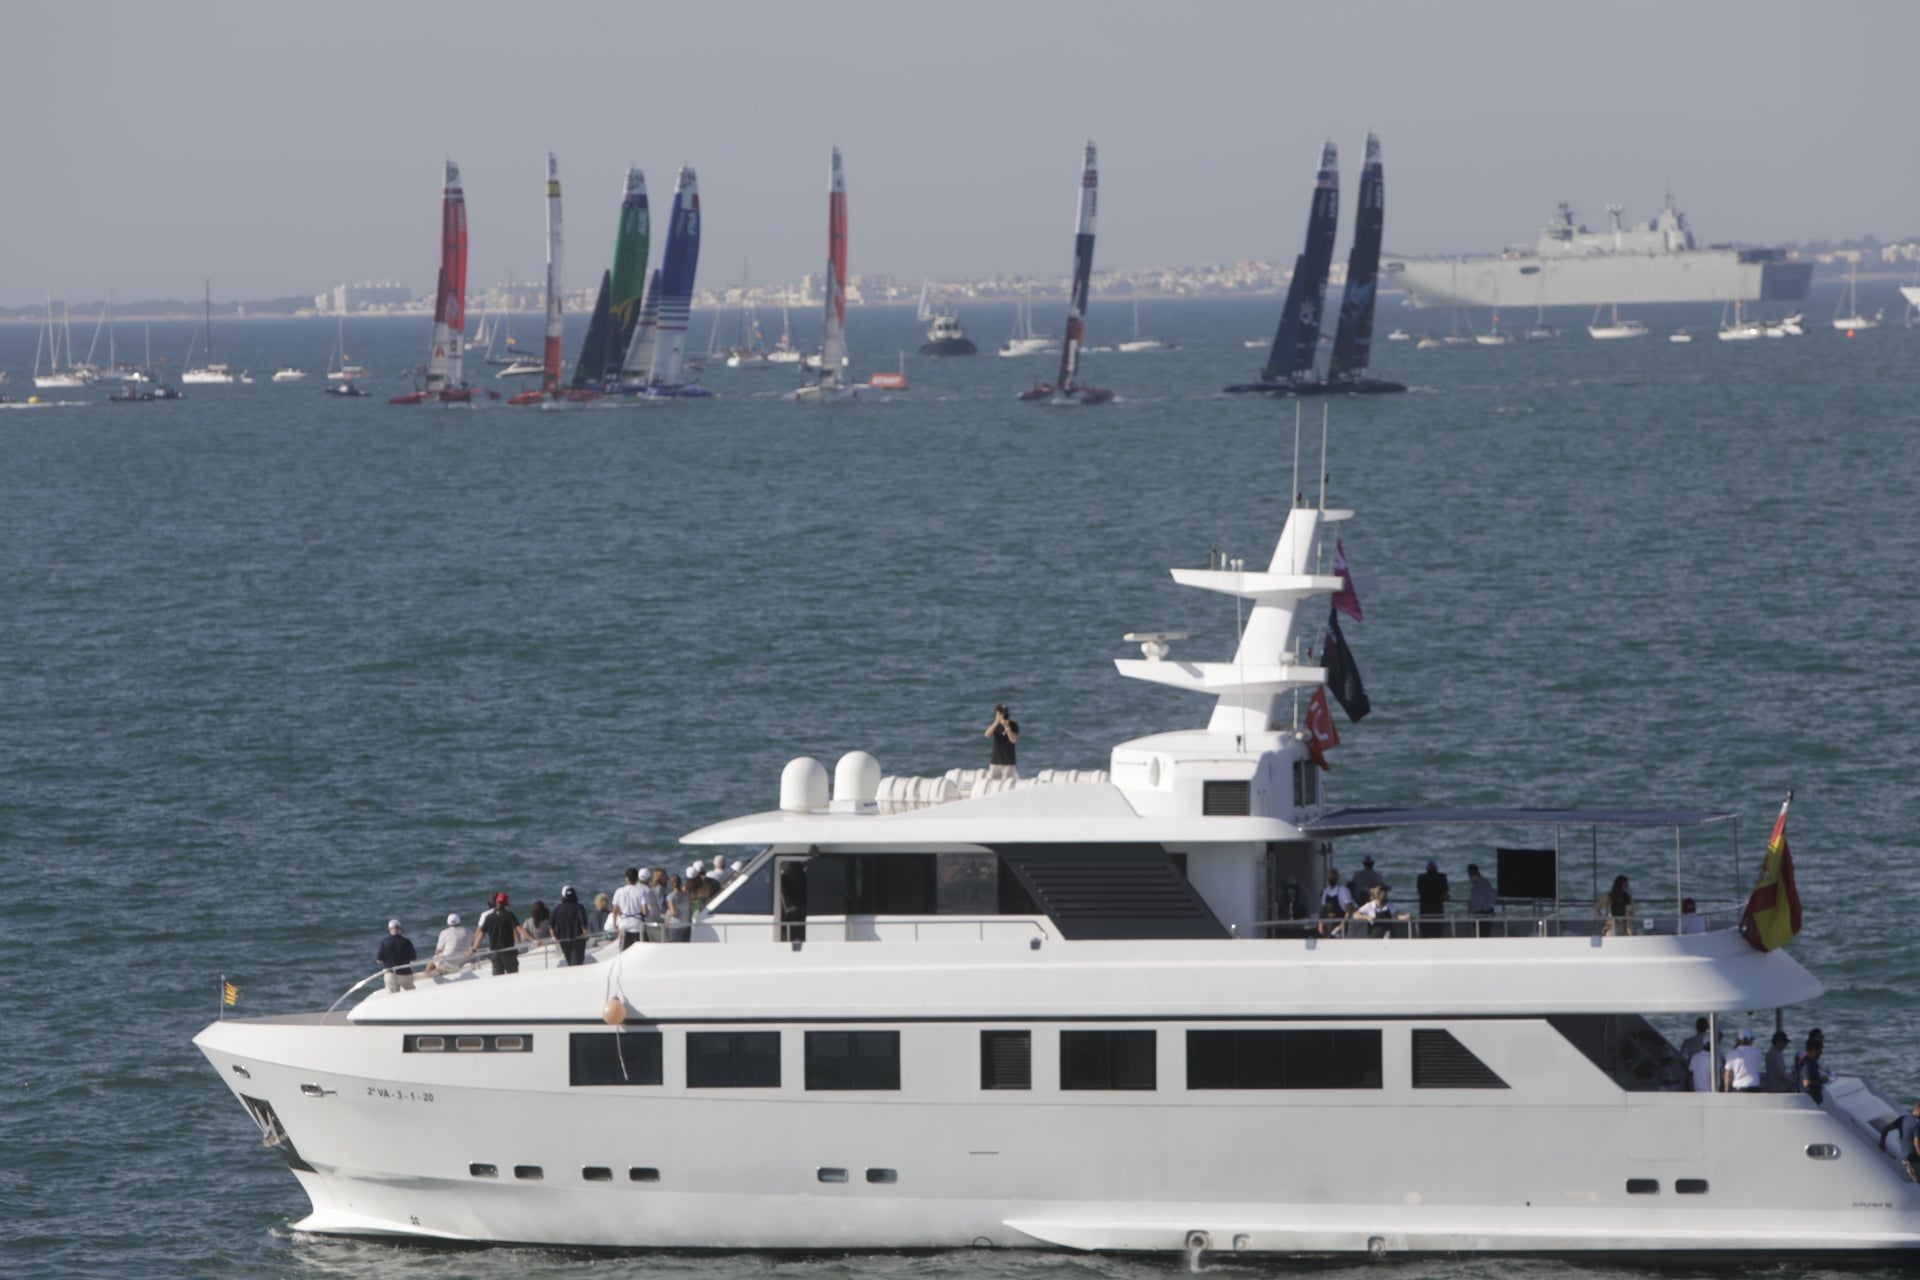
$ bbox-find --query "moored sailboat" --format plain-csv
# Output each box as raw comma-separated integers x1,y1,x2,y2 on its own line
1018,141,1112,405
1587,302,1648,340
1832,261,1881,331
181,281,243,384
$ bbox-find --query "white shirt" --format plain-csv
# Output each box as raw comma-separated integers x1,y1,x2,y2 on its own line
434,924,474,961
1725,1044,1763,1090
1679,913,1707,934
612,883,648,933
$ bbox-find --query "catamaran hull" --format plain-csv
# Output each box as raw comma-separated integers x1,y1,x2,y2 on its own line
197,1011,1920,1257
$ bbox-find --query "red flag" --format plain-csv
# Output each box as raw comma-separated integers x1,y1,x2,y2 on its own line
1740,799,1803,952
1332,540,1363,622
1304,687,1340,771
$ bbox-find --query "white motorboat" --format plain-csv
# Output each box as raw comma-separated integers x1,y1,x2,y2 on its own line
271,368,308,383
1669,329,1692,343
194,422,1920,1260
494,358,546,379
1385,328,1411,342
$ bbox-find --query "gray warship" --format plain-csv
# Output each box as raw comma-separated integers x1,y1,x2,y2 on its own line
1385,196,1812,309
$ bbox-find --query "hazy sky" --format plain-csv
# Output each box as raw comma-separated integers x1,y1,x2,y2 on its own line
9,0,1918,305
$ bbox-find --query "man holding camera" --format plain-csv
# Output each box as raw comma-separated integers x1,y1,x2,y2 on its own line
984,704,1020,780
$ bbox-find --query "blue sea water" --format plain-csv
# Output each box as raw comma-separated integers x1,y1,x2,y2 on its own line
2,288,1917,1279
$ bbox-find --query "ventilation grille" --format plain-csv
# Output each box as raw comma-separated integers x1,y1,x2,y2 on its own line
1203,780,1251,816
981,1030,1031,1090
1020,863,1208,920
1411,1029,1509,1089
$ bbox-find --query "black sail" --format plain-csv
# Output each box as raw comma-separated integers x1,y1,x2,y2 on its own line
571,270,614,389
1328,134,1384,384
1262,142,1339,384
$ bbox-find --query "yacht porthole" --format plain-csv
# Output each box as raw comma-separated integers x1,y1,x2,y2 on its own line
818,1168,849,1184
866,1168,897,1184
1806,1144,1841,1160
468,1163,497,1179
495,1035,526,1052
455,1036,485,1052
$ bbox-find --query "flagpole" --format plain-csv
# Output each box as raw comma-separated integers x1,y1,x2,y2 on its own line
1318,402,1328,511
219,973,225,1022
1291,404,1301,509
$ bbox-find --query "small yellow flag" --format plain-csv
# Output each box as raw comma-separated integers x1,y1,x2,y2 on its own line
223,982,240,1007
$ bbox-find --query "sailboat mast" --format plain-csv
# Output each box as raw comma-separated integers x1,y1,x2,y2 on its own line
1328,134,1384,383
1264,142,1339,384
203,281,213,365
1054,141,1099,392
818,147,848,389
541,153,564,395
649,167,701,385
428,160,469,393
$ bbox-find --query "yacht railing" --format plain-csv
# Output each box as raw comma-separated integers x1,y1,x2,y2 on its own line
1246,903,1744,940
694,917,1054,944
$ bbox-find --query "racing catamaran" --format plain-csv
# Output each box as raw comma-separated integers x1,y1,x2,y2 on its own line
391,162,498,405
1019,142,1112,405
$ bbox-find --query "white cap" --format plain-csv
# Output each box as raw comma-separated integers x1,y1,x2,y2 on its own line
388,919,402,930
447,913,461,926
1738,1028,1756,1042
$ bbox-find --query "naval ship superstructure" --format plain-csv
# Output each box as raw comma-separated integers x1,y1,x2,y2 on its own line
1386,196,1812,309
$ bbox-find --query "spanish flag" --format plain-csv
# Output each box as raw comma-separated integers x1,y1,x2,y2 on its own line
1740,797,1802,952
223,981,241,1007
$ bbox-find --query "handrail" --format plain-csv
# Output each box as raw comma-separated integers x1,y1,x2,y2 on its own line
1247,905,1744,939
695,916,1055,944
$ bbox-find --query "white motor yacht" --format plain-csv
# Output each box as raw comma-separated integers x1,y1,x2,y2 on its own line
272,368,308,383
195,447,1920,1260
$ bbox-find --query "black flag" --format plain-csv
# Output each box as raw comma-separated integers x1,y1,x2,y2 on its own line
1322,608,1371,722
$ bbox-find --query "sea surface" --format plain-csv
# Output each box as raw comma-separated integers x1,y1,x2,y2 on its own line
3,288,1917,1280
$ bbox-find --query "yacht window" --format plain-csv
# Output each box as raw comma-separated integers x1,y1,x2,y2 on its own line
1410,1029,1509,1089
419,1034,530,1053
469,1163,498,1178
818,1168,849,1183
866,1168,898,1184
1061,1030,1156,1091
806,854,937,915
804,1031,901,1091
686,1031,781,1088
456,1036,485,1052
1186,1029,1383,1090
629,1166,660,1182
707,855,775,916
1676,1179,1708,1194
583,1167,613,1182
514,1165,543,1181
1626,1179,1659,1195
980,1031,1032,1090
1547,1015,1684,1092
410,1036,445,1053
936,853,999,915
569,1032,664,1087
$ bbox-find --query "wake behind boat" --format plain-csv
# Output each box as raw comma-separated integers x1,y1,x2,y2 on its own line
195,419,1920,1260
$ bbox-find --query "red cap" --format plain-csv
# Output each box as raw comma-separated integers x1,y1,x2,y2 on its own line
495,892,509,905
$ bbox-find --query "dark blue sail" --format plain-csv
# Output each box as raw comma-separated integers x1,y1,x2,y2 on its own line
1055,142,1099,393
1328,134,1383,384
1262,142,1339,384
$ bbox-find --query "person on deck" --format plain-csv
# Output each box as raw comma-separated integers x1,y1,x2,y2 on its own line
1465,863,1497,936
1763,1031,1798,1093
1349,855,1386,899
1723,1028,1763,1092
472,893,524,975
1799,1043,1829,1103
1318,868,1355,936
1415,859,1450,937
612,868,648,950
1353,884,1409,939
377,919,417,993
551,885,589,967
429,913,473,977
985,704,1020,781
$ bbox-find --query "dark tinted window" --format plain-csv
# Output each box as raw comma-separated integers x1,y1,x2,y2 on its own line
804,1031,901,1090
981,1030,1032,1090
569,1032,664,1086
1186,1029,1382,1089
1061,1030,1156,1090
1626,1178,1659,1195
1548,1015,1683,1092
1676,1179,1708,1194
686,1031,781,1088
